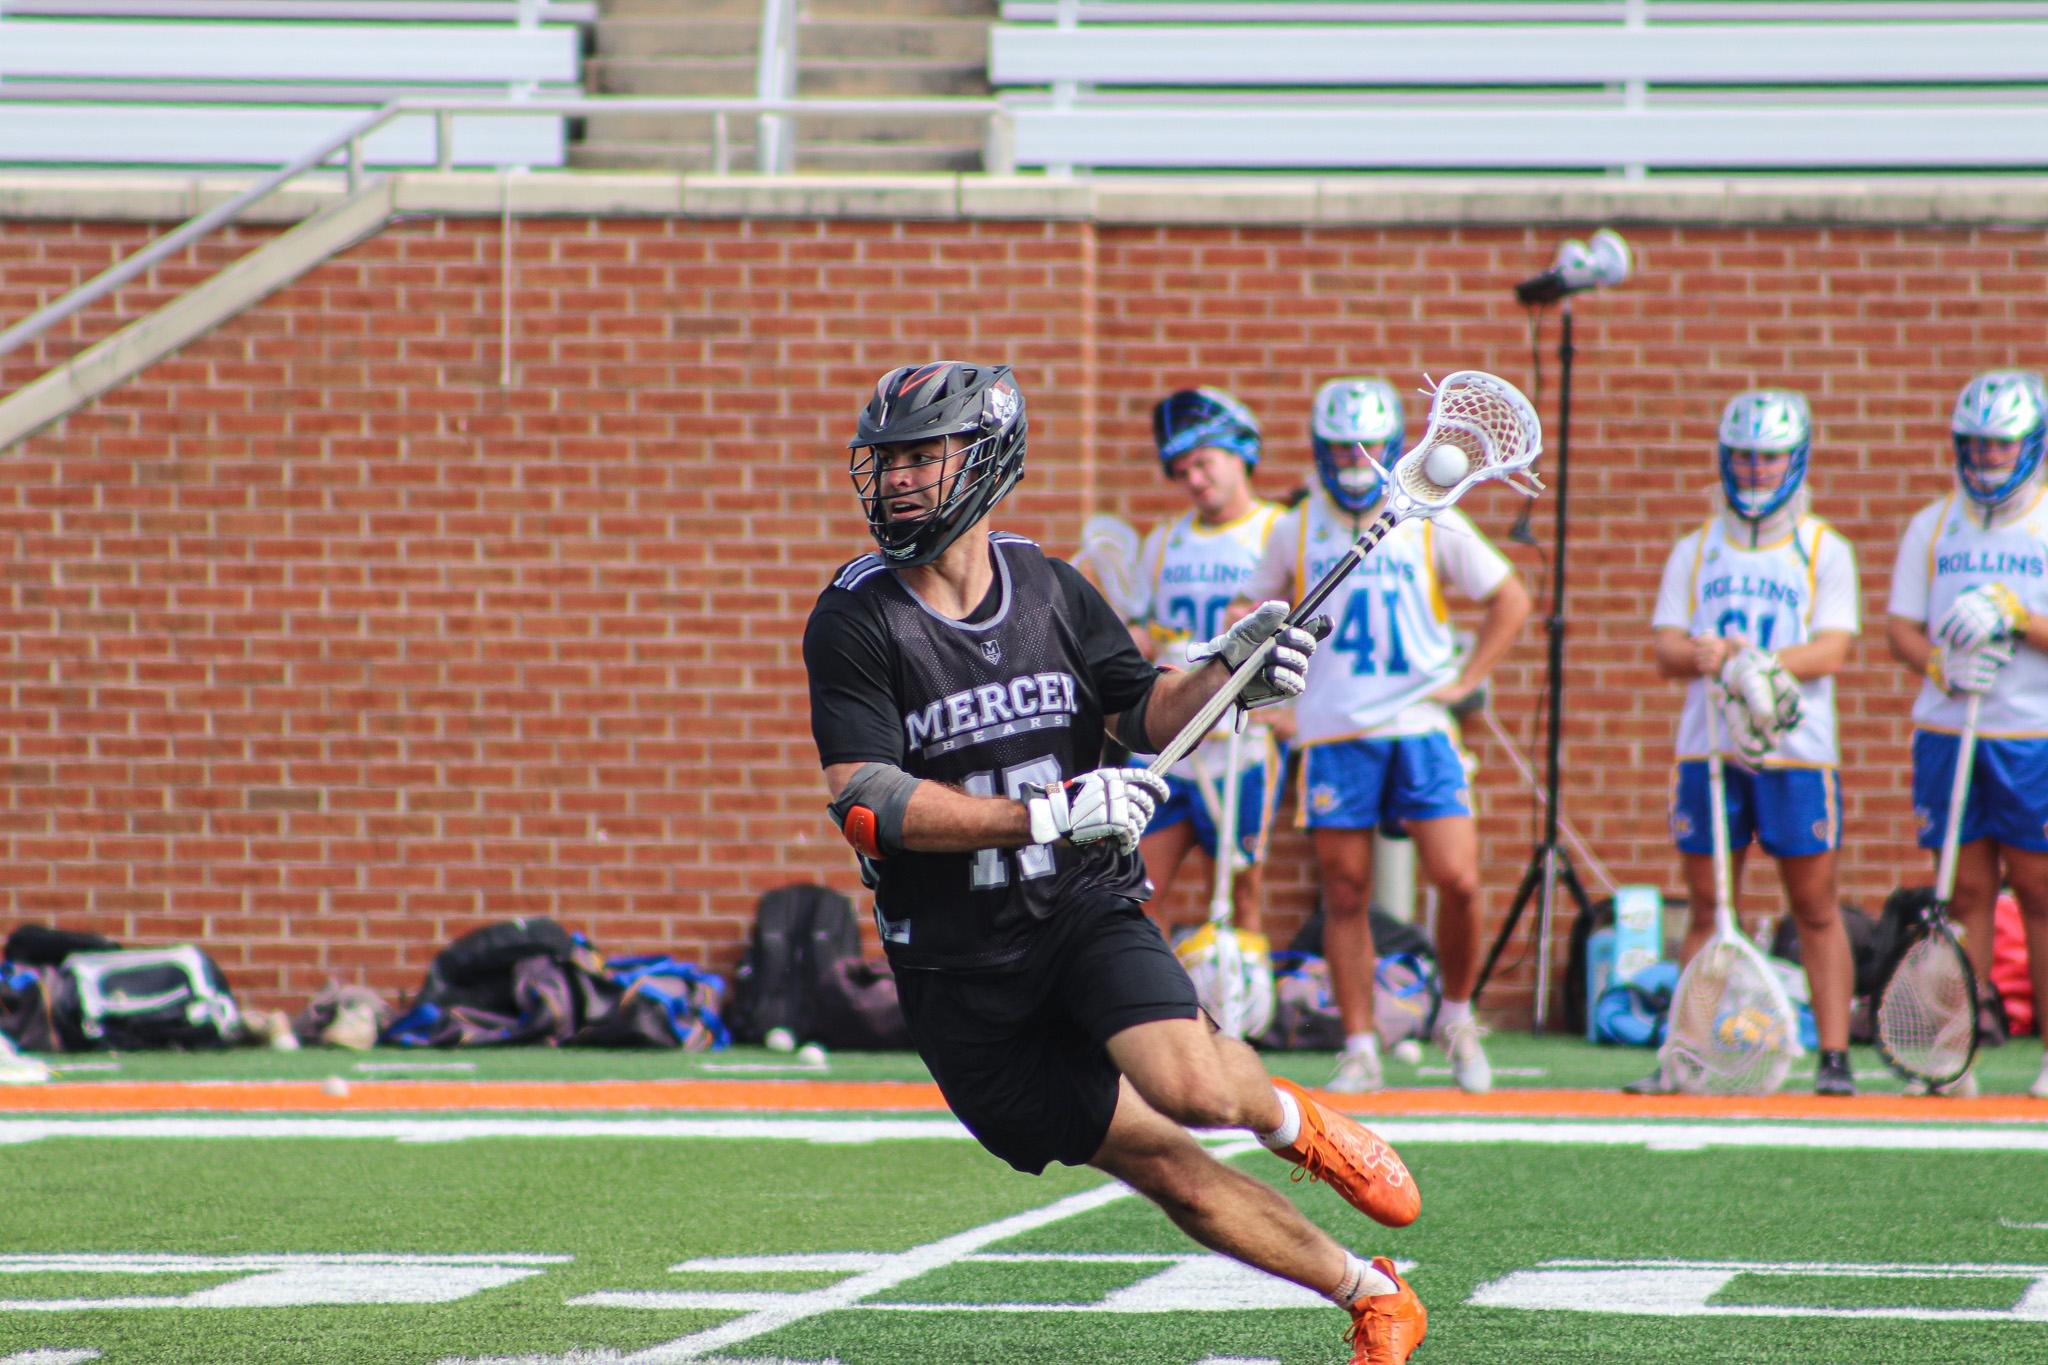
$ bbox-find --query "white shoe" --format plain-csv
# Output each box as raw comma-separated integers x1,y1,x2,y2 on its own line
1434,1016,1493,1095
1325,1049,1384,1094
2031,1054,2048,1100
1909,1069,1979,1098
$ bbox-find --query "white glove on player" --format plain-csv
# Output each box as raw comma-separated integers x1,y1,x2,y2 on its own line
1935,583,2030,654
1930,638,2015,694
1024,767,1171,856
1716,644,1803,763
1184,601,1328,709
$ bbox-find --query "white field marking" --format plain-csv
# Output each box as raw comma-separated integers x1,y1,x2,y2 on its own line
693,1064,828,1075
2003,1218,2048,1230
1190,1358,1279,1365
0,1254,567,1312
1468,1259,2048,1322
1414,1067,1547,1078
4,1115,2048,1152
351,1062,479,1073
0,1351,102,1365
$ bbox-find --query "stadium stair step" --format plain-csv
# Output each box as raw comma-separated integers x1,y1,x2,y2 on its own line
571,0,996,174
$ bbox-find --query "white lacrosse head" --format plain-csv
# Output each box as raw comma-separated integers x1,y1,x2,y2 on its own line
1077,513,1147,620
1661,937,1802,1097
1363,370,1545,523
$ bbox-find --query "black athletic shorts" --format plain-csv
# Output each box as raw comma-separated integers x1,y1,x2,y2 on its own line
894,890,1200,1176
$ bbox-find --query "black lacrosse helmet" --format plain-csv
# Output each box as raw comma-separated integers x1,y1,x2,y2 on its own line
848,361,1027,567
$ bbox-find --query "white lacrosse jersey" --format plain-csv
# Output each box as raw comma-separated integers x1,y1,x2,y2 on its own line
1135,502,1285,778
1242,488,1511,744
1651,515,1860,766
1888,487,2048,737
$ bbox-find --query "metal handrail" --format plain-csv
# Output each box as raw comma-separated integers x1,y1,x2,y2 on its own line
1000,2,2048,18
0,94,1010,366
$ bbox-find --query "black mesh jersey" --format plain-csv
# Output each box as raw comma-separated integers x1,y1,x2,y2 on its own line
803,533,1160,971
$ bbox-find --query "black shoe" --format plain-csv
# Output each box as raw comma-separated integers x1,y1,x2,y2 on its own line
1814,1050,1856,1097
1622,1065,1674,1096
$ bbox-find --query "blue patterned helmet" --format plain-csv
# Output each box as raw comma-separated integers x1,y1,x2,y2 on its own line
1152,388,1261,473
1311,378,1404,514
1717,390,1810,524
1951,371,2048,509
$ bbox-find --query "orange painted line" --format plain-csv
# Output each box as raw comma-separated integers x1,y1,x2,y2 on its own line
0,1079,2041,1121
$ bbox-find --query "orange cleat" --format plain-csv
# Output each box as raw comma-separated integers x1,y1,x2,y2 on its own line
1270,1077,1420,1227
1347,1257,1427,1365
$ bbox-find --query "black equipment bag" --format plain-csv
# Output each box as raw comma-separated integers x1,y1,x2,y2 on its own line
1287,903,1436,962
5,924,122,967
809,957,911,1051
62,946,240,1051
1770,901,1882,998
726,884,864,1044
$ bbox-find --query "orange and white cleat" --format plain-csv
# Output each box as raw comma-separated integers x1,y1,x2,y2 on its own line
1270,1077,1420,1227
1347,1256,1427,1365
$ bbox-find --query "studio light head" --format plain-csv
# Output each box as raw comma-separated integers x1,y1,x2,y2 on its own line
1514,229,1631,306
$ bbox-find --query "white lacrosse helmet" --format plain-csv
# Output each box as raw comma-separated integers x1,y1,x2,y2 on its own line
1951,371,2048,509
1717,390,1810,523
1311,378,1404,513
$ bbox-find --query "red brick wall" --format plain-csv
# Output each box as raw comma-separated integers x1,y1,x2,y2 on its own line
1,213,2038,1021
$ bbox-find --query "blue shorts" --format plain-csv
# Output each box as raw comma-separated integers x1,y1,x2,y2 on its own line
1142,765,1270,864
1300,732,1471,834
1668,761,1840,860
1911,729,2048,853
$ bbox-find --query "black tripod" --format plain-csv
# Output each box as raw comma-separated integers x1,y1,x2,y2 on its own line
1473,301,1593,1031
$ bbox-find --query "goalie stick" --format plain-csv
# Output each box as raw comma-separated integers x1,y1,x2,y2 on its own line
1146,371,1544,778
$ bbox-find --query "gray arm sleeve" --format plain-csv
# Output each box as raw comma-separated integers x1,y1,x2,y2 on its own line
824,761,922,859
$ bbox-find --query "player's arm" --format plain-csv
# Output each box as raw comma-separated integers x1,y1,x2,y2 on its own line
1887,614,1936,676
1774,629,1852,681
1430,571,1531,707
824,762,1035,853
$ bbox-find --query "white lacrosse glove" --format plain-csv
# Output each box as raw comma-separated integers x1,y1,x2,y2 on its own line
1184,601,1329,709
1929,638,2015,694
1717,644,1803,762
1935,583,2029,653
1024,767,1170,856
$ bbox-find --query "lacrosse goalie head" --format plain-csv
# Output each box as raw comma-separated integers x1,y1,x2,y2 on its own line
1153,388,1262,474
1717,391,1811,540
848,362,1028,568
1952,370,2048,515
1311,377,1404,514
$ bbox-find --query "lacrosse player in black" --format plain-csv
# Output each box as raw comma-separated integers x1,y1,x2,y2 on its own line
802,361,1428,1365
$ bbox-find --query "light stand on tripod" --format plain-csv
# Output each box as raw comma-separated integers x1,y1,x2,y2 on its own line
1472,229,1630,1033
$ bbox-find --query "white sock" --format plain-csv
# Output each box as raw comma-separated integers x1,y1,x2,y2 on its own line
1344,1033,1379,1059
1257,1085,1303,1150
1436,999,1472,1032
1329,1251,1398,1307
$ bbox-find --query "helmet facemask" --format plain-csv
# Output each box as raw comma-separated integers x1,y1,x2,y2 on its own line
1951,371,2048,523
1311,378,1404,515
847,363,1027,567
1715,390,1811,546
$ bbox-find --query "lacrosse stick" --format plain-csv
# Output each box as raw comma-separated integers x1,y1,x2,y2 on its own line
1875,693,1982,1089
1659,697,1802,1097
1076,513,1149,622
1184,726,1253,1037
1148,371,1544,777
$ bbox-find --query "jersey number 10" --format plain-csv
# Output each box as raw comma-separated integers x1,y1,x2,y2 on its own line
1332,589,1411,676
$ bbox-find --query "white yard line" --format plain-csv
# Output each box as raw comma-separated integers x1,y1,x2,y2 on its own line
6,1115,2048,1152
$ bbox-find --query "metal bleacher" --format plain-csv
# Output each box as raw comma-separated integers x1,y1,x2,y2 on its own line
0,0,590,169
989,2,2048,175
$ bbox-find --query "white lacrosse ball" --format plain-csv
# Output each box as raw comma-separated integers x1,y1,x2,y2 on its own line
764,1027,796,1053
796,1043,828,1068
1422,443,1471,488
1392,1039,1424,1066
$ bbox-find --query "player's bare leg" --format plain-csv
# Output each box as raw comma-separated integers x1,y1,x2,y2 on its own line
1946,839,2003,984
1407,813,1492,1093
1776,849,1854,1094
1230,858,1265,935
1139,820,1201,937
1679,847,1752,962
2003,848,2048,1099
1314,827,1383,1092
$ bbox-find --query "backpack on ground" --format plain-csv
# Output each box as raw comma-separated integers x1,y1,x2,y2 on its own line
62,946,240,1051
5,924,121,967
808,957,911,1051
1770,901,1881,998
1256,953,1347,1052
1593,960,1680,1047
726,884,865,1045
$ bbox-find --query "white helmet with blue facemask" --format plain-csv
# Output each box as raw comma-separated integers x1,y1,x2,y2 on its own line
1952,371,2048,524
1311,378,1403,515
1717,390,1811,546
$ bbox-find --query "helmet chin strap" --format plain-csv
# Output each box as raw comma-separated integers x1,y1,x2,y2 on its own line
1714,480,1810,549
1966,463,2047,529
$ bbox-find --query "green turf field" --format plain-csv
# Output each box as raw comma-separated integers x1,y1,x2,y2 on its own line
34,1032,2048,1095
3,1108,2047,1364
